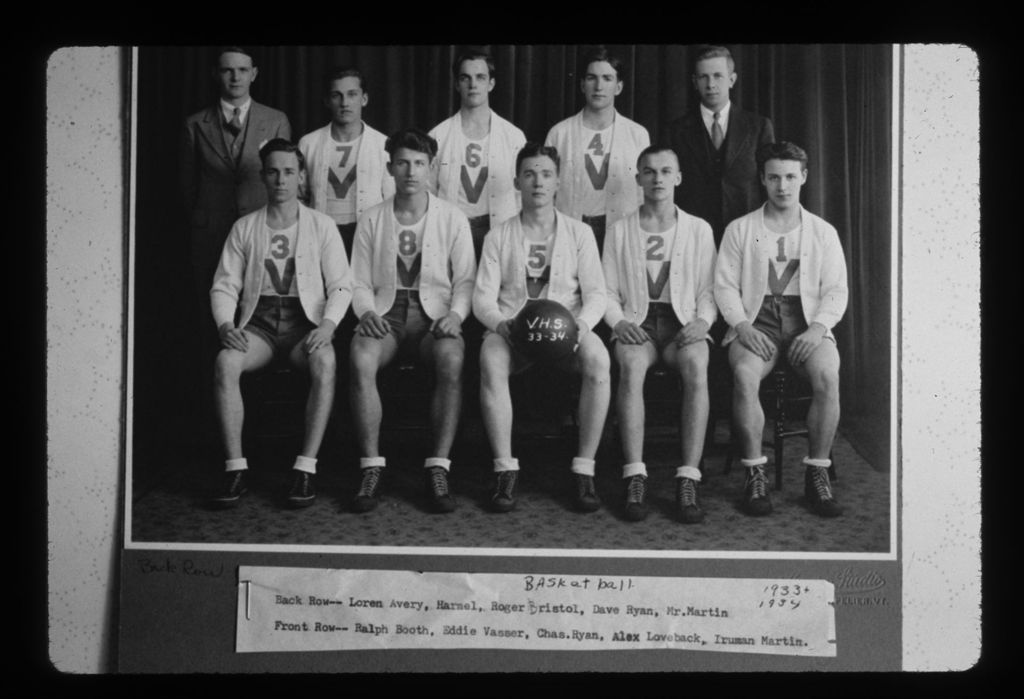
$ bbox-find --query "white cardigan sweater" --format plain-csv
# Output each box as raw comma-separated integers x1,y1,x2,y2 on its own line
298,121,395,221
544,110,649,226
473,210,607,333
210,203,352,329
351,193,476,321
602,206,718,330
429,110,526,229
714,204,849,345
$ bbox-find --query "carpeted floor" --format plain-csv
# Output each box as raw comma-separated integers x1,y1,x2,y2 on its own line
130,411,892,553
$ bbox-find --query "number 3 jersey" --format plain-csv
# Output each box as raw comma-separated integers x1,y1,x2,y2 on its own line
210,204,353,331
260,221,300,296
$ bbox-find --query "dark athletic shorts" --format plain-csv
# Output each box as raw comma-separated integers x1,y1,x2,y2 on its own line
243,295,315,359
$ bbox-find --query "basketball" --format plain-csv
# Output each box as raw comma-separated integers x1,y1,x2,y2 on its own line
511,300,579,363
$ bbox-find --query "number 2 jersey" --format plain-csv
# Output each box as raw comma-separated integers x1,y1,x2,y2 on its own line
602,206,718,330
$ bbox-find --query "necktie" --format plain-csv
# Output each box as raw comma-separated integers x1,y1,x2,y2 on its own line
711,111,724,151
225,107,242,137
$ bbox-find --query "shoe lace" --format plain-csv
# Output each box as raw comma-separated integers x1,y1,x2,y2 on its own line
495,471,517,499
678,477,697,507
429,467,449,496
627,476,646,503
810,467,834,501
358,467,381,497
748,466,768,499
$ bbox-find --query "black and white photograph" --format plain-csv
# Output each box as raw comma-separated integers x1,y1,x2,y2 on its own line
127,44,893,555
44,42,980,675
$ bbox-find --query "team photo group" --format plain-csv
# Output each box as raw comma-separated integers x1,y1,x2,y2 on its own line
182,44,849,526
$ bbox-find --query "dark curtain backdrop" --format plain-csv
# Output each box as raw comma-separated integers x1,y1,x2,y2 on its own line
134,44,891,473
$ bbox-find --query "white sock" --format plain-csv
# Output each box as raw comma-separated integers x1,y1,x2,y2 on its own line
293,455,317,474
803,457,832,469
622,462,647,479
571,457,596,477
424,457,451,472
225,458,247,472
360,456,386,469
676,465,702,482
494,457,519,473
741,456,768,469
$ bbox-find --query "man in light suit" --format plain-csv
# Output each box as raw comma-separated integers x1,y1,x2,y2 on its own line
667,45,774,247
180,46,292,332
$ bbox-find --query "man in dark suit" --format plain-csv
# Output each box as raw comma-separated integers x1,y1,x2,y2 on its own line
668,45,774,246
179,46,291,452
180,46,292,328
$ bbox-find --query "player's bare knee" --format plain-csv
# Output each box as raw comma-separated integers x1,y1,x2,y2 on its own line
678,352,709,388
213,350,244,387
731,361,761,394
809,366,840,398
580,348,611,384
307,347,336,381
349,347,379,385
434,348,464,385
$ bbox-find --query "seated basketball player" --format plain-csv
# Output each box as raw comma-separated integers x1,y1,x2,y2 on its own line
474,142,610,513
209,138,351,508
603,145,717,523
348,128,476,514
714,141,848,518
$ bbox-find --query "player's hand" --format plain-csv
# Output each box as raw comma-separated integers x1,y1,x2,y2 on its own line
303,320,337,354
496,319,514,345
218,322,249,352
431,312,463,339
735,321,775,362
787,323,826,366
614,320,648,345
357,311,390,339
677,318,710,346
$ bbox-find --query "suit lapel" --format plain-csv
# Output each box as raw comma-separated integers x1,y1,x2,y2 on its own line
198,106,235,168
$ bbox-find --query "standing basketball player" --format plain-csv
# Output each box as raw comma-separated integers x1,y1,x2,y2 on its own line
544,46,650,253
603,145,717,523
348,129,476,514
429,47,526,259
209,139,351,509
715,141,848,518
474,142,610,513
298,67,394,258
